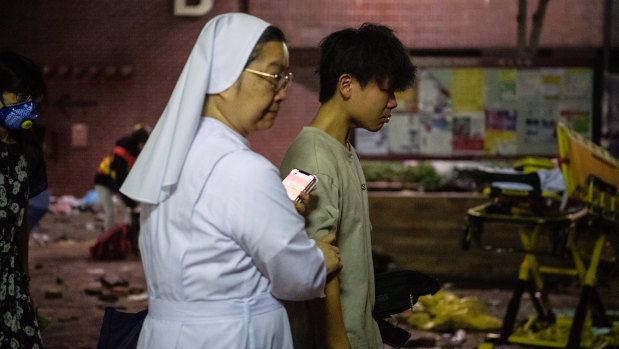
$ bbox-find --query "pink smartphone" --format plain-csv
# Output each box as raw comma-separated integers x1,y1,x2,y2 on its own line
282,168,318,203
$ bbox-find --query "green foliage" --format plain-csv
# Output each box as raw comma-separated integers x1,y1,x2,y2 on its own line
361,161,405,182
361,161,443,191
400,164,442,191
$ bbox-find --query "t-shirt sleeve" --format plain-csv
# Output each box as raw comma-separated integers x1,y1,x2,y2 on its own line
204,151,326,301
280,137,341,241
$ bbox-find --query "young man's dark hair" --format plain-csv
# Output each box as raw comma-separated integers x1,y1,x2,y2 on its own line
317,23,416,103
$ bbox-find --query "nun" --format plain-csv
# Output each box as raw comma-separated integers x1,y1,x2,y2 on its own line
120,13,341,349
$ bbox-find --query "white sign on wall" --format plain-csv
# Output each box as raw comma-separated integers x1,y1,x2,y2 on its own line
174,0,213,16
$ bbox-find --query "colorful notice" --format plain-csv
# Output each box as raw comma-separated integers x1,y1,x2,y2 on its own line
387,113,421,154
355,127,388,155
352,66,592,158
484,110,517,155
394,88,418,113
419,115,452,155
559,102,591,136
563,68,592,98
498,69,517,101
451,112,484,153
520,99,558,147
452,69,484,112
540,68,564,99
517,69,541,98
418,69,451,114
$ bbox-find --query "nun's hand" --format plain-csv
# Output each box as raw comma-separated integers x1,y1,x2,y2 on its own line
315,233,342,276
294,191,310,214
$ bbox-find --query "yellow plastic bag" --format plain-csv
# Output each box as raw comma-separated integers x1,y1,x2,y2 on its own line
407,290,502,331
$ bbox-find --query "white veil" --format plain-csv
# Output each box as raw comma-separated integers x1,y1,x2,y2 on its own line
120,13,270,204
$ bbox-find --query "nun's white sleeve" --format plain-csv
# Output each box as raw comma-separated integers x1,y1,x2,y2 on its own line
199,150,327,301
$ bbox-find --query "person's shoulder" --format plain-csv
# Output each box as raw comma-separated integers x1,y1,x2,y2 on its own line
282,128,341,176
114,135,132,147
287,127,337,156
220,149,277,178
294,127,328,143
213,150,283,195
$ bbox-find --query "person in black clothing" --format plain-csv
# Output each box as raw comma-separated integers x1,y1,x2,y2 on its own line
1,49,47,349
94,126,149,232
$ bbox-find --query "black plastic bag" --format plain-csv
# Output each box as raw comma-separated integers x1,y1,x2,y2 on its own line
97,307,148,349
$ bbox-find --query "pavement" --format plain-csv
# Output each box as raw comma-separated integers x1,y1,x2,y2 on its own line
27,210,619,349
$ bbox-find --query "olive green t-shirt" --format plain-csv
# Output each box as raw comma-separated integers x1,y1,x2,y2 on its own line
280,127,382,349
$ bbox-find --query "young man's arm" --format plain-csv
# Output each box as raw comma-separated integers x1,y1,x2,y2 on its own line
320,276,352,349
280,139,351,347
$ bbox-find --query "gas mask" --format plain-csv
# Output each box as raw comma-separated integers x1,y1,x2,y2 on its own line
0,94,38,130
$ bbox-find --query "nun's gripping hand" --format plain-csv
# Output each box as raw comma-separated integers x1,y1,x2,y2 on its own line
293,191,310,214
315,233,342,276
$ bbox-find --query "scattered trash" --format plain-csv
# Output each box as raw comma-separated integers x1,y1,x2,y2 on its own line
98,292,119,303
408,290,502,331
127,292,149,302
46,191,104,215
84,282,103,296
100,275,129,289
36,311,51,331
48,195,80,215
83,273,147,304
80,190,100,212
31,232,50,246
451,329,467,345
405,336,437,347
43,286,63,299
509,316,619,349
87,268,105,275
89,224,134,261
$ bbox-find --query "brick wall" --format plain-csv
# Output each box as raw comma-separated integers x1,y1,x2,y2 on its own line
0,0,606,195
256,0,604,48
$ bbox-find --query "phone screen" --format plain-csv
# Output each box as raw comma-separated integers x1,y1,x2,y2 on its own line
282,169,317,202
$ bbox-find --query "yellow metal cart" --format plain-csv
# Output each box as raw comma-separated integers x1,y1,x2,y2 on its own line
462,123,618,348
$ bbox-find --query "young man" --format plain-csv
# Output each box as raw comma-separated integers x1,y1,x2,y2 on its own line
280,24,416,348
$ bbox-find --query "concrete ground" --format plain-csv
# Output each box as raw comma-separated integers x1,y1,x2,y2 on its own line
27,197,619,349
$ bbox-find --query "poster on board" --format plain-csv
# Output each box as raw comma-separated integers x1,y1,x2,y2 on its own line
355,64,593,158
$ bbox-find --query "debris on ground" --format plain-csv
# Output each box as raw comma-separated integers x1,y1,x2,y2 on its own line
408,289,503,331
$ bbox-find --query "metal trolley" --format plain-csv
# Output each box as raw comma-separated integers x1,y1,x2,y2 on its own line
462,123,618,349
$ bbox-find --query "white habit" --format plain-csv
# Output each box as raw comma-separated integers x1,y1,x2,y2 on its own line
119,13,328,348
136,118,326,348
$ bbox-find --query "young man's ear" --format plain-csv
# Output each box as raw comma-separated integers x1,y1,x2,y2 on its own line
337,74,353,100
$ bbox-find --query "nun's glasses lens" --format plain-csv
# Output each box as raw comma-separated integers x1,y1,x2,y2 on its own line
244,68,293,92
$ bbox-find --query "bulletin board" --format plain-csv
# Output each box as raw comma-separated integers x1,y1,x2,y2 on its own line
355,55,598,159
